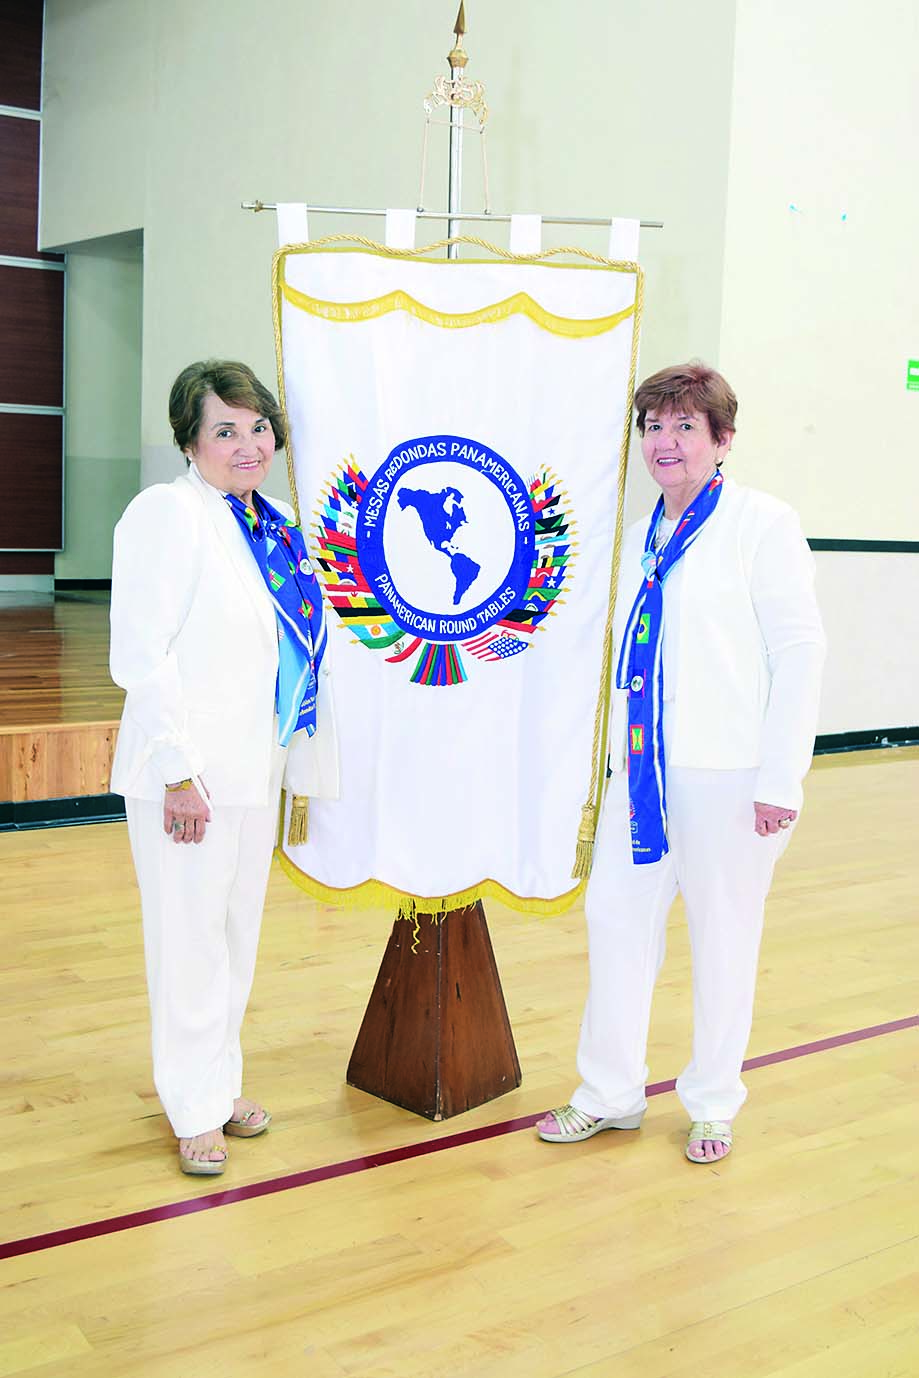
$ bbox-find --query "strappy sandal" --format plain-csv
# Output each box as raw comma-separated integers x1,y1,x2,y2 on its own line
685,1120,733,1163
536,1104,643,1143
224,1105,272,1138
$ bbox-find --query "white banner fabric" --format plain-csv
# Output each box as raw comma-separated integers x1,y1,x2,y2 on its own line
274,237,642,913
276,203,310,247
384,208,417,250
608,217,640,262
509,214,542,255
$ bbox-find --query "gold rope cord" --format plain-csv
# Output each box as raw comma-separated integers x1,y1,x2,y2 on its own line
275,233,640,271
571,264,645,877
271,232,644,894
272,253,301,525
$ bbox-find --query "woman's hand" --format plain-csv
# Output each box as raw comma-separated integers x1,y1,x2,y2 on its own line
754,801,798,837
163,781,212,844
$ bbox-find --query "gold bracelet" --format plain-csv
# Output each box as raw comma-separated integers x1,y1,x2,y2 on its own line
165,779,193,792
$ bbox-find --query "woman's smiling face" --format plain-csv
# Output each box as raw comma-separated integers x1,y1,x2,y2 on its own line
641,408,733,515
187,393,275,503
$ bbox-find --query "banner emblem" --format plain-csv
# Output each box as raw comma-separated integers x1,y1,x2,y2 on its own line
314,434,574,686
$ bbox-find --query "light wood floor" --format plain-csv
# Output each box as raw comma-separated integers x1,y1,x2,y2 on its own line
0,748,916,1376
0,598,122,801
0,597,122,730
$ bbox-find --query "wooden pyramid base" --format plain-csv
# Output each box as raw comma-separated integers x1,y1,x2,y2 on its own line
346,900,522,1120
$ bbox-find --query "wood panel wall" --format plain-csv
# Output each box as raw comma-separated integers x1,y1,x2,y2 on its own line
0,2,44,110
0,114,58,259
0,0,65,562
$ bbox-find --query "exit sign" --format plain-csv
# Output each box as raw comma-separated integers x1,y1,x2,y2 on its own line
908,360,919,391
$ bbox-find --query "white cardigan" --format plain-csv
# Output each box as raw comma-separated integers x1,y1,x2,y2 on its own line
110,464,339,806
608,478,826,811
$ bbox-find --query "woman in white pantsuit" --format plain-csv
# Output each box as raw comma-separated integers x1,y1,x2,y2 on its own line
537,362,825,1164
110,360,338,1176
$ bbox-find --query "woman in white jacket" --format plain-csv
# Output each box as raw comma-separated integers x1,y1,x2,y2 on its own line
110,360,338,1175
537,362,825,1164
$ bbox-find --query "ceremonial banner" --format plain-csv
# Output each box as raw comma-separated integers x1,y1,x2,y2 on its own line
274,234,642,913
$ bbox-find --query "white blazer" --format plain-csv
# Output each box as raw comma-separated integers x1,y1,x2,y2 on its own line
110,464,339,806
608,478,826,811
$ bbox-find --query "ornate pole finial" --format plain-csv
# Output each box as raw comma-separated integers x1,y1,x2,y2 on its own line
449,2,468,69
418,1,491,250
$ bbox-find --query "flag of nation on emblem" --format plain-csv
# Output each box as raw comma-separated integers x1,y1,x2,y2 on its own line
463,629,527,661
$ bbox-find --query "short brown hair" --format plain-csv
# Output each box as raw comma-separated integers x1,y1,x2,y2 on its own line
169,359,287,454
634,361,737,445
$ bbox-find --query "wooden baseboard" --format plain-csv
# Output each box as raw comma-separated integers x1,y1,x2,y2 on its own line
0,721,119,802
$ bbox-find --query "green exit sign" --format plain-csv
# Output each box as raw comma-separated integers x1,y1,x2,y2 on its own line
908,360,919,391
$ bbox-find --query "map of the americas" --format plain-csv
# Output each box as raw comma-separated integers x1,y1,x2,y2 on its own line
397,485,481,606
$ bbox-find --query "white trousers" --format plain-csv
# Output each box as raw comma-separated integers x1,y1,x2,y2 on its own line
571,763,792,1125
125,743,286,1138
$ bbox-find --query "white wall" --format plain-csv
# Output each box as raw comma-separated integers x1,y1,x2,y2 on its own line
719,0,919,540
56,236,143,580
41,0,150,243
717,0,919,734
815,552,919,735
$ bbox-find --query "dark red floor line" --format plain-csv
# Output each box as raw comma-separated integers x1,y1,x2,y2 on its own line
1,1014,915,1262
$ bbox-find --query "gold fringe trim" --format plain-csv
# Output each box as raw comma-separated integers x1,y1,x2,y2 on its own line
287,795,309,847
280,276,635,340
396,898,451,921
274,846,584,918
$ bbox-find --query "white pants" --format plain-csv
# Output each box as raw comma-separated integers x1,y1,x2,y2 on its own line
125,744,286,1138
571,764,792,1125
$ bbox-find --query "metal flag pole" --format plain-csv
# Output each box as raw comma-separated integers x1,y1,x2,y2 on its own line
446,2,467,259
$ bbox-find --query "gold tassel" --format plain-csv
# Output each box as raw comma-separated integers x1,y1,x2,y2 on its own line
571,801,598,879
287,795,309,847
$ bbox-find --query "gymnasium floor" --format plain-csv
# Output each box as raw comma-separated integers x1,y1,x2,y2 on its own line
1,747,917,1376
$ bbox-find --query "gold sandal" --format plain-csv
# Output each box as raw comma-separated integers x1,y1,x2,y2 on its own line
178,1138,228,1176
223,1105,272,1138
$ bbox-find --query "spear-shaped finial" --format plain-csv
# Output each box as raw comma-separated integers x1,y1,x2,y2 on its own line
449,1,468,68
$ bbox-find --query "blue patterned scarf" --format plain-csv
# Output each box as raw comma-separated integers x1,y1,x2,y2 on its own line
224,491,327,746
615,472,723,864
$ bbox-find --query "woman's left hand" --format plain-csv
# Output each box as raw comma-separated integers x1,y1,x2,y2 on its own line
754,801,798,836
163,781,212,844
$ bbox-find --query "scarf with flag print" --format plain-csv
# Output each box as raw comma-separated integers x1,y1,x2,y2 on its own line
224,491,327,747
615,471,723,864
